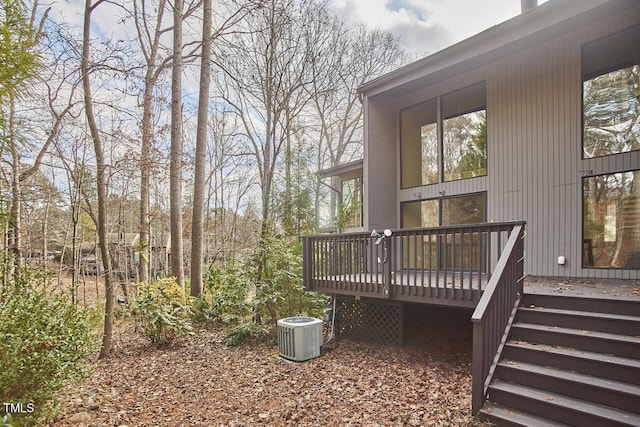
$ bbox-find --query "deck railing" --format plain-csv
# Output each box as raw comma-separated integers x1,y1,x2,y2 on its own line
302,221,525,307
471,223,525,414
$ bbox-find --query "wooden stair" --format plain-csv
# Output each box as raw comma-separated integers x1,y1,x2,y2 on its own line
479,293,640,426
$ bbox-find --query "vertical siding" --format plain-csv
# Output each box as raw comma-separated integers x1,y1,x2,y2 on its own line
365,97,398,231
381,7,640,280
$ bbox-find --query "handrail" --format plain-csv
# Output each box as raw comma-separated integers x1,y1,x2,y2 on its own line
302,221,526,239
470,223,525,414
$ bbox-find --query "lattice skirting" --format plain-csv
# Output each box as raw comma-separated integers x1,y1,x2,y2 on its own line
335,298,403,346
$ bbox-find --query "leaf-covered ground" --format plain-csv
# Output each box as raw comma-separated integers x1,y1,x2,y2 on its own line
52,307,488,427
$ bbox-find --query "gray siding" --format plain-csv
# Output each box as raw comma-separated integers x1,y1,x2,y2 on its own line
365,6,640,279
364,98,398,231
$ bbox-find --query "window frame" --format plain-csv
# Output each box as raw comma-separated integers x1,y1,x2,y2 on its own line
399,82,487,190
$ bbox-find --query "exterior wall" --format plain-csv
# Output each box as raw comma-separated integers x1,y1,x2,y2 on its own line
365,7,640,279
364,97,398,231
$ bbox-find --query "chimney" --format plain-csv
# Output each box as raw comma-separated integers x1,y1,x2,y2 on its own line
521,0,538,13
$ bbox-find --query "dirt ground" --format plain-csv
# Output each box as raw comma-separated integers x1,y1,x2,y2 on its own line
50,307,486,427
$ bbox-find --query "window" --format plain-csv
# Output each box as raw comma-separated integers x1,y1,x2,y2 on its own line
400,99,438,187
401,193,486,270
442,84,487,181
583,171,640,269
401,193,486,228
340,176,363,229
400,83,486,188
582,26,640,159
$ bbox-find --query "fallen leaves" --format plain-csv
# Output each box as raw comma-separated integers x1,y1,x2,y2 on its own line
51,321,489,427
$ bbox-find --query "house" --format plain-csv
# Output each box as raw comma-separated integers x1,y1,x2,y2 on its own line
303,0,640,424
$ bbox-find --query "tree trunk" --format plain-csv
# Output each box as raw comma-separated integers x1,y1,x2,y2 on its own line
136,0,169,285
190,0,212,297
82,0,115,359
8,95,23,280
170,0,185,287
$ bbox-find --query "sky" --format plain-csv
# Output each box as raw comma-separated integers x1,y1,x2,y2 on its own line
329,0,548,58
47,0,549,60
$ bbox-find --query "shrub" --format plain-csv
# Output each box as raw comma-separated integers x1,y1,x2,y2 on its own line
191,295,216,323
133,278,194,346
249,233,325,325
0,275,97,426
204,259,253,325
203,233,326,345
225,322,267,346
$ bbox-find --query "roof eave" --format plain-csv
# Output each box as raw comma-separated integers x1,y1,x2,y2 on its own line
318,159,364,178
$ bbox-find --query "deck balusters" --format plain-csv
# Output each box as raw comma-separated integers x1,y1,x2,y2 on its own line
302,222,525,309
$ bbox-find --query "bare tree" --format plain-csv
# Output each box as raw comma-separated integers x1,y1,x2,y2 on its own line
308,19,405,227
133,0,171,284
190,0,260,296
82,0,115,359
189,0,212,297
214,0,318,239
199,107,256,264
169,0,185,287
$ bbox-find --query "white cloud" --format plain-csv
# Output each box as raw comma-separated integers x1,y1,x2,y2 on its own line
329,0,543,57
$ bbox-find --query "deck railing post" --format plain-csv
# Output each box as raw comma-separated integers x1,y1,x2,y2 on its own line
302,237,312,291
384,236,392,298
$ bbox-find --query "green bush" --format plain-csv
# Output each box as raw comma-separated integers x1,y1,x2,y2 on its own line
191,295,216,322
225,322,267,346
0,276,97,426
205,259,252,325
133,278,194,346
203,233,326,345
249,233,325,325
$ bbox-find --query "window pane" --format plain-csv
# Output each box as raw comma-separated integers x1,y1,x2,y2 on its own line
401,200,438,269
401,199,438,228
341,177,363,229
442,83,487,182
401,99,438,188
401,195,486,270
583,65,640,158
583,171,640,268
442,193,486,225
442,194,486,271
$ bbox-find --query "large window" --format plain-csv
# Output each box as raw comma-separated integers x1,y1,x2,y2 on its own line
401,83,487,189
583,171,640,269
400,99,438,187
442,84,487,181
401,193,486,270
582,26,640,159
401,193,486,228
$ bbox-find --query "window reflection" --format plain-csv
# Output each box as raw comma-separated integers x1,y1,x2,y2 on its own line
401,193,486,228
583,65,640,158
340,176,363,229
401,99,438,188
400,82,487,188
443,110,487,181
583,171,640,268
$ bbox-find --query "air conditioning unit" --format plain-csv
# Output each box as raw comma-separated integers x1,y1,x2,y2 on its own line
277,316,323,362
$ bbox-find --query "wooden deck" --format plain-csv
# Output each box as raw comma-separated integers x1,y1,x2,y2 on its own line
302,222,525,308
